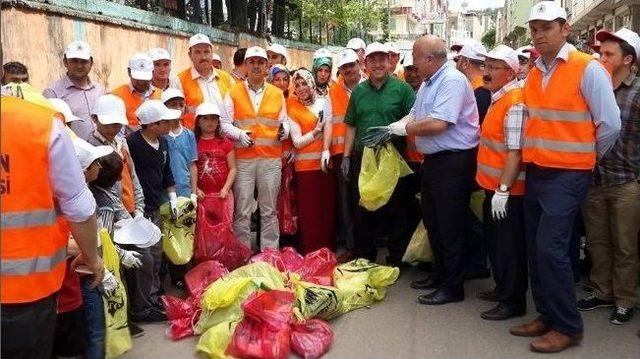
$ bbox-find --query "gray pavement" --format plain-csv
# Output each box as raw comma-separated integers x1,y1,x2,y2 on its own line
122,266,640,359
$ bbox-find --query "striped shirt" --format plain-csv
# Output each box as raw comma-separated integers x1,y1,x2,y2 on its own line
491,79,527,150
593,71,640,187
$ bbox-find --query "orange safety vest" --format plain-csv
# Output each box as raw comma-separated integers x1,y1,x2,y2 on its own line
523,51,596,170
110,84,162,127
471,75,484,90
287,97,324,172
476,87,526,195
230,82,284,159
1,97,69,304
120,146,136,213
328,77,349,155
177,67,234,129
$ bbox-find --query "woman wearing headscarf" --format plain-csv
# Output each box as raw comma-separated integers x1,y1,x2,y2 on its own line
312,53,333,99
287,68,336,254
268,64,291,98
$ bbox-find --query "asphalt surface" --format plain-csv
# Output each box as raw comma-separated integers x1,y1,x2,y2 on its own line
121,265,640,359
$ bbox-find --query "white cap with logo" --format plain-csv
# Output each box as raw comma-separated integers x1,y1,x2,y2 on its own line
337,49,359,68
48,98,81,123
65,41,92,60
365,42,388,58
91,94,128,125
314,47,332,60
245,46,268,61
385,42,401,54
596,27,640,59
267,43,288,58
347,38,367,51
212,53,222,63
457,39,487,61
196,102,221,117
161,88,185,104
478,44,520,73
528,1,567,22
128,53,154,81
402,53,414,67
72,137,114,170
135,100,181,125
189,33,212,48
148,47,171,62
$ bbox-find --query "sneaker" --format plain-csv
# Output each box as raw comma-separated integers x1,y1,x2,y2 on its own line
577,295,614,311
609,307,634,325
129,323,145,338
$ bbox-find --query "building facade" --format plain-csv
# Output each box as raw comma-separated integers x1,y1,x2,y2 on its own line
569,0,639,52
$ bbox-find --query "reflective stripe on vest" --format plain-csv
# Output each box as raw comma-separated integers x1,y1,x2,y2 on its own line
1,209,57,228
476,87,526,195
287,96,324,171
230,82,283,159
1,247,67,275
522,50,596,170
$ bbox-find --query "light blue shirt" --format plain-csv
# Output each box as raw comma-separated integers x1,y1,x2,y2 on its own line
413,63,480,154
532,42,621,159
164,126,197,197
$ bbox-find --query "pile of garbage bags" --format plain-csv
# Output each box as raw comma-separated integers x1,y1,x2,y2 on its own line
162,247,400,359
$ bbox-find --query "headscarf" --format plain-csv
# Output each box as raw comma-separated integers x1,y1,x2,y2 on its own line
312,57,333,96
292,68,316,106
268,64,290,83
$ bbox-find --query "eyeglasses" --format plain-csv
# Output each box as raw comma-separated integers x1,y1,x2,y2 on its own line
485,64,512,72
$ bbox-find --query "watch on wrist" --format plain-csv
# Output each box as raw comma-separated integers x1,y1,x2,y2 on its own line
499,184,510,192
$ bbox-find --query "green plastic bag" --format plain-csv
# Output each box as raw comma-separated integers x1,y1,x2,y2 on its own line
333,259,400,313
160,197,196,264
359,143,413,211
291,275,343,321
100,229,132,358
196,320,239,359
401,221,434,265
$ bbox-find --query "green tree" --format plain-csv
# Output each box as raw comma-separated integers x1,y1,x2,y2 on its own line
482,28,496,49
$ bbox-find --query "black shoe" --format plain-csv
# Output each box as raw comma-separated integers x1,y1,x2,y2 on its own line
465,268,491,280
582,280,596,293
418,289,464,305
129,323,145,338
577,295,615,311
609,307,634,325
481,304,526,321
410,276,441,290
131,308,167,323
477,290,500,302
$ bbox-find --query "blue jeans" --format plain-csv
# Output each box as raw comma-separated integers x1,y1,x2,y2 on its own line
81,277,105,359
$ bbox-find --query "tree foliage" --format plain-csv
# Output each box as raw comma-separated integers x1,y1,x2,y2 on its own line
482,27,496,49
290,0,385,33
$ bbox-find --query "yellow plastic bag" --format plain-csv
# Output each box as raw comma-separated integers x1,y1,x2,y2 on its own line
100,228,132,359
291,274,343,321
359,143,413,211
333,259,400,313
402,221,434,265
160,197,196,264
196,320,239,359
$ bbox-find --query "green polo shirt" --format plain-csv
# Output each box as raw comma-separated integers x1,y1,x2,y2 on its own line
344,75,416,152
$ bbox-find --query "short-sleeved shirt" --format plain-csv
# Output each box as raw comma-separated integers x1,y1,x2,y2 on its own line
164,127,198,197
197,137,233,194
413,63,480,154
344,75,415,152
126,131,175,212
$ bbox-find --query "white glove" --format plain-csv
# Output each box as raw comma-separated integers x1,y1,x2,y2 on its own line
168,191,180,219
278,121,290,141
389,120,408,136
320,150,331,173
133,209,145,219
190,193,198,208
101,269,118,297
491,191,509,220
118,248,143,269
238,130,253,147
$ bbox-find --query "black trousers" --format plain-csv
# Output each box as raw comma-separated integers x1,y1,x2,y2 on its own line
483,190,528,309
349,152,411,263
421,148,477,294
1,293,57,359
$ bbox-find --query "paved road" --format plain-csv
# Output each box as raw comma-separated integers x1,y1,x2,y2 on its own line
122,266,639,358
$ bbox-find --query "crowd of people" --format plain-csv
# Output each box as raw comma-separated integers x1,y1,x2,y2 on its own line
1,1,639,358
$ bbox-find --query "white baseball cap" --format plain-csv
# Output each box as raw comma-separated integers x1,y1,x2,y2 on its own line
365,42,388,58
313,47,332,60
161,88,185,104
385,42,400,54
528,1,567,22
457,39,487,61
267,43,288,58
91,94,128,125
402,53,414,67
64,41,92,60
596,27,640,59
195,102,221,117
516,46,532,59
337,49,359,68
478,45,520,73
212,53,222,63
245,46,268,61
189,33,212,48
136,100,181,125
148,47,171,62
347,38,367,51
72,137,113,170
128,53,154,81
48,98,81,123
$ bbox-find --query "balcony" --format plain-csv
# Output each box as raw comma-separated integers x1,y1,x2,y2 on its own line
570,0,633,32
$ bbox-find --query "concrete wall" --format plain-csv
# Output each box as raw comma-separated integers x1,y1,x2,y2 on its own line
1,0,321,91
